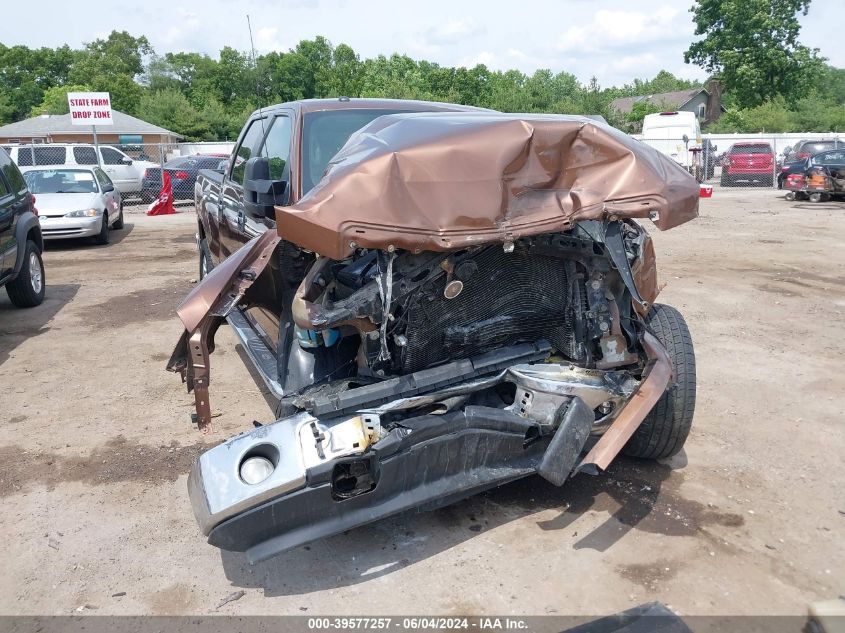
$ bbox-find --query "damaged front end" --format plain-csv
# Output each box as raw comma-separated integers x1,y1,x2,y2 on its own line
168,114,697,562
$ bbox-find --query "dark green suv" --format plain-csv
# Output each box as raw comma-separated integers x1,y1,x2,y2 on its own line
0,148,44,307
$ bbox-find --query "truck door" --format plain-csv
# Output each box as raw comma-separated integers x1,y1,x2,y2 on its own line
0,159,29,280
219,118,268,259
0,170,14,278
244,113,293,232
100,146,135,194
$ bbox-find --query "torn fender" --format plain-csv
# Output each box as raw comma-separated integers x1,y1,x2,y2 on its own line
576,331,672,473
167,231,278,432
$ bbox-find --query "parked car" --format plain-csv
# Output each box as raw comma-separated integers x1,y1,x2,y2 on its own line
20,166,123,245
3,144,158,197
0,148,44,307
803,148,845,202
721,142,775,187
789,138,842,161
641,111,702,169
778,157,807,189
167,99,699,561
140,154,229,203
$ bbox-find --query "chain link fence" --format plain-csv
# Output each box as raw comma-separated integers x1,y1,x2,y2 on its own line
637,133,844,199
2,141,235,208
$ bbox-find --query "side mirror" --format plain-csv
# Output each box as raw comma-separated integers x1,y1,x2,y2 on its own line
243,156,287,220
216,160,228,173
121,157,133,165
682,134,690,146
102,183,115,192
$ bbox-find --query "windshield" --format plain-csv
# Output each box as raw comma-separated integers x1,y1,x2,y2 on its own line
302,109,411,193
814,150,845,165
802,141,840,154
23,169,98,194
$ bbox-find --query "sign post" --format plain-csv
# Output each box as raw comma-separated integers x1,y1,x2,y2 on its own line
67,92,113,167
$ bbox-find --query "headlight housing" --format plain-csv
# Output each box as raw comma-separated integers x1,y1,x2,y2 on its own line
64,208,99,218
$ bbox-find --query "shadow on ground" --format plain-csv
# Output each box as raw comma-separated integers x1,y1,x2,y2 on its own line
0,283,80,366
220,452,741,597
42,223,135,250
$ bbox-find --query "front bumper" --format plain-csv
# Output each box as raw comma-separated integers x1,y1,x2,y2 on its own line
188,334,670,563
38,215,102,240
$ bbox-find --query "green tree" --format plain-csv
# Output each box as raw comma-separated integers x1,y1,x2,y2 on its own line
30,84,91,115
137,89,207,140
0,44,77,121
0,93,16,125
214,47,253,106
684,0,825,107
327,43,362,97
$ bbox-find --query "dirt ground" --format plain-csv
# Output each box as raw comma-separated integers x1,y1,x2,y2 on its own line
0,190,843,617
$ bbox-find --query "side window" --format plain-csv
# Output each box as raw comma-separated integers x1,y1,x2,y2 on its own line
100,147,125,166
230,119,267,185
34,146,66,165
261,115,292,182
95,169,112,189
73,147,98,165
2,162,26,193
0,172,10,197
17,148,33,166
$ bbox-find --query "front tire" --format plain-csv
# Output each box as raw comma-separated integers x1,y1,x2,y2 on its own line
6,240,45,308
199,237,213,280
623,304,696,460
113,203,124,229
95,212,110,245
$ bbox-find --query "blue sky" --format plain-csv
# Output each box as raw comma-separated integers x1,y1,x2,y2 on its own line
2,0,842,87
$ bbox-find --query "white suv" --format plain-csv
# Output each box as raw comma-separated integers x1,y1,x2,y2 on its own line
3,144,159,196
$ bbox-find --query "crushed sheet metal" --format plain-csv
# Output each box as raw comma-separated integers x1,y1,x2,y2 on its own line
576,331,672,474
274,113,700,259
176,230,280,333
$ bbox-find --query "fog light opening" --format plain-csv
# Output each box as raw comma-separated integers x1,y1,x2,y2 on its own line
239,443,280,485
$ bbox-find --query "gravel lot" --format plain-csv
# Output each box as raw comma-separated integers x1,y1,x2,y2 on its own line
0,190,842,616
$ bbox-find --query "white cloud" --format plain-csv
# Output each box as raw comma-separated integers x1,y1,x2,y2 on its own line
458,50,496,68
158,9,202,48
556,5,687,54
424,18,485,46
253,26,290,53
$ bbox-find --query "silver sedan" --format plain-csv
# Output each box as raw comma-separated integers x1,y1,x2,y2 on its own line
21,166,124,244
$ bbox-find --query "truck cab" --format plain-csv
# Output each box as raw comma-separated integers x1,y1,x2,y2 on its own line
195,98,486,270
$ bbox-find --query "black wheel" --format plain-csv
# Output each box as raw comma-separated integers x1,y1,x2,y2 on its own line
623,304,696,460
6,240,45,308
720,173,731,187
141,191,154,204
199,237,213,280
809,192,823,203
95,212,110,245
113,203,124,229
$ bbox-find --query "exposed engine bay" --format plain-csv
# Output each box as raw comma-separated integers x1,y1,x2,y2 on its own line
167,113,698,562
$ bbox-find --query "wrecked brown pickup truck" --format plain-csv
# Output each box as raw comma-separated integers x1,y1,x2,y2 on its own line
168,107,699,563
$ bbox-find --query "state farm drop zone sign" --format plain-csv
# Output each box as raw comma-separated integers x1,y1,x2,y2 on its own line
67,92,114,125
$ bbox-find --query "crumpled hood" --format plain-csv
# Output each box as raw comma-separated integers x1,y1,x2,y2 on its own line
275,112,699,259
34,192,100,217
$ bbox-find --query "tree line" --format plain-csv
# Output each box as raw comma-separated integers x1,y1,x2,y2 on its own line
0,0,842,140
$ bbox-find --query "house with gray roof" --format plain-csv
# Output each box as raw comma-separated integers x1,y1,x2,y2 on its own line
0,110,180,145
610,82,725,126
